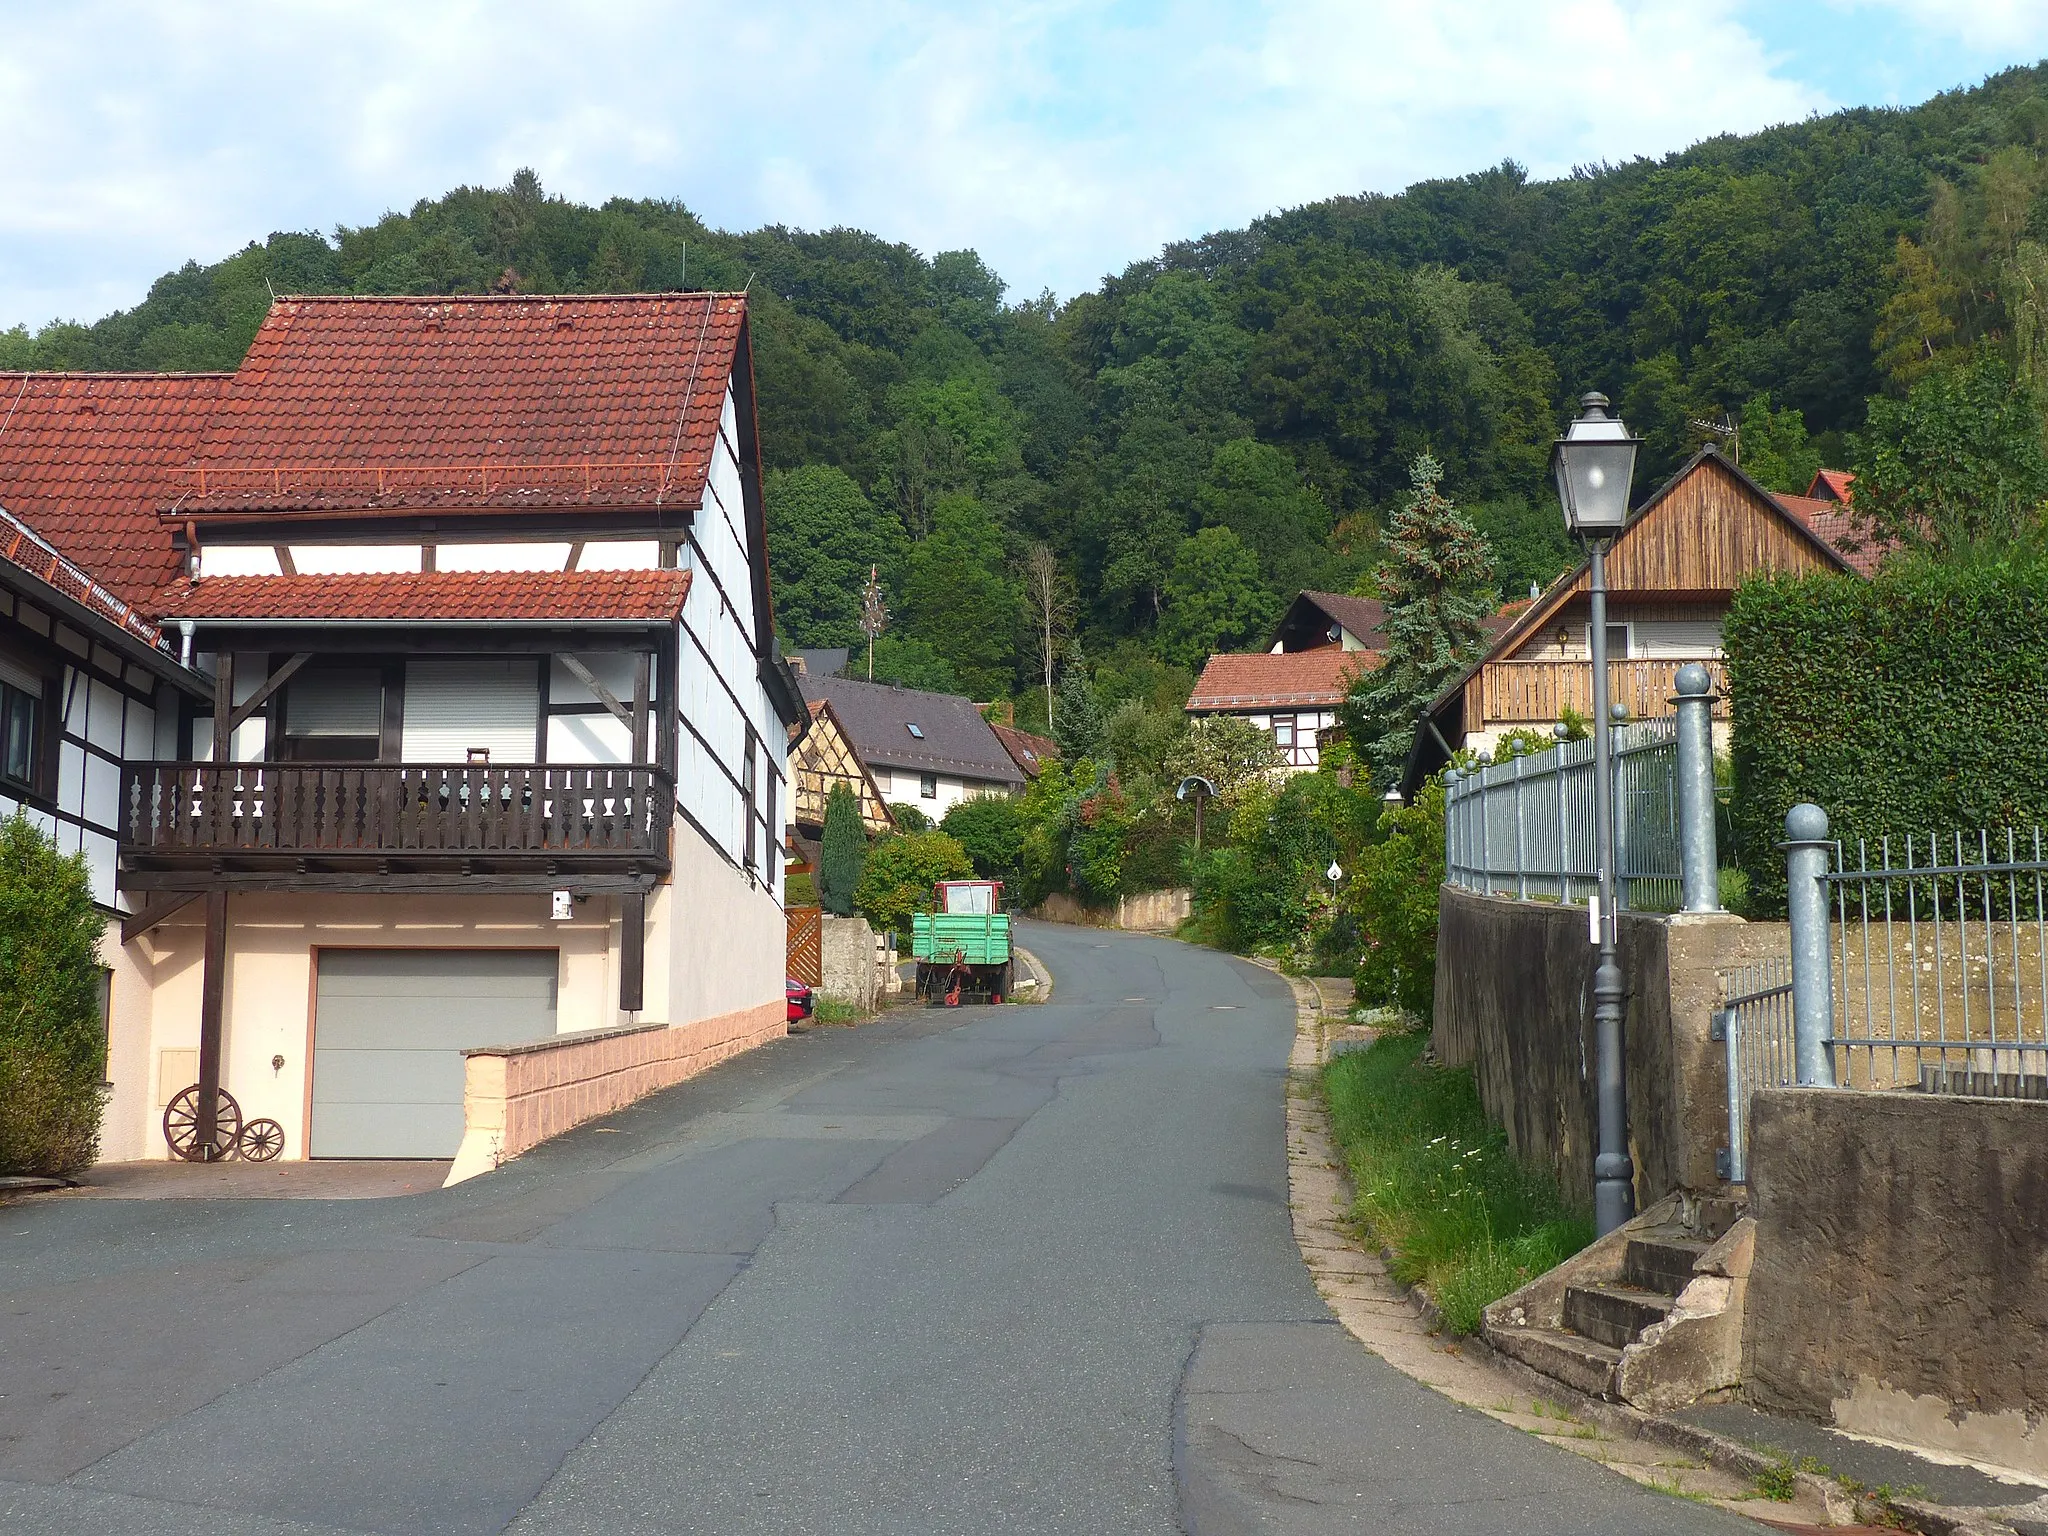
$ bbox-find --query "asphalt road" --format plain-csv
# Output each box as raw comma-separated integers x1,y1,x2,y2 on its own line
0,921,1751,1534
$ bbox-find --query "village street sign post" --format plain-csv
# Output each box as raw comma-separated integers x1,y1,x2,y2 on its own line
1552,391,1642,1237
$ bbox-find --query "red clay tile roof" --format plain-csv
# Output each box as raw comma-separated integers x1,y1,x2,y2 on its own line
1807,468,1855,503
156,568,692,623
1186,647,1375,711
990,722,1059,778
172,293,746,518
1774,494,1887,575
0,505,165,645
0,371,230,604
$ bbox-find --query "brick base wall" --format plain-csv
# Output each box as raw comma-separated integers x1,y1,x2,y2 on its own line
449,999,786,1183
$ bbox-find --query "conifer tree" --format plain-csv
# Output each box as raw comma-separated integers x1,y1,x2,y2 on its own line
818,783,866,917
1340,454,1496,789
1052,654,1104,762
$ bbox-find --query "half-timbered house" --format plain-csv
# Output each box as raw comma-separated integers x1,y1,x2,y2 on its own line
0,292,807,1168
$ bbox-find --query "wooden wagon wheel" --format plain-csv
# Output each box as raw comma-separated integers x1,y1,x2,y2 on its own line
238,1118,284,1163
163,1086,242,1162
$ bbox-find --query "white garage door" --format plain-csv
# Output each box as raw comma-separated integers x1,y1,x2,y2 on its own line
310,949,559,1159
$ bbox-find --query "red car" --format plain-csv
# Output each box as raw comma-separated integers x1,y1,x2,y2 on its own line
786,978,815,1024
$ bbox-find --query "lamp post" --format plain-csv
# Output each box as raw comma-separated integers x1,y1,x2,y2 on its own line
1552,391,1642,1237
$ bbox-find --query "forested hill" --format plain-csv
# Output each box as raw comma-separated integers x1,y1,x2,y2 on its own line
9,63,2048,718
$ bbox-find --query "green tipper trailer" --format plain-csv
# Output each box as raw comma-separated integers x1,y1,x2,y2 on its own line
912,880,1013,1004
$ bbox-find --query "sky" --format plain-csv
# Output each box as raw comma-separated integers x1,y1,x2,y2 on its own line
3,0,2048,333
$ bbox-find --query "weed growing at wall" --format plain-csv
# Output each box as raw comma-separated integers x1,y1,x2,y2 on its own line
1724,554,2048,914
1322,1034,1591,1334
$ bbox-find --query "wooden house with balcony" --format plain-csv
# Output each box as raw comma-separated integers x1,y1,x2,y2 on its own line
1404,447,1863,790
0,293,808,1167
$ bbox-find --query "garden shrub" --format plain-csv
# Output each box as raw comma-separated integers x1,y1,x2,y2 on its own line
941,794,1026,886
853,829,975,936
1343,779,1446,1020
1725,554,2048,914
0,811,108,1175
817,783,866,917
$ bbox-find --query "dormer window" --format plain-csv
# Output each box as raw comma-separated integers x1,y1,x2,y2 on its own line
906,723,924,739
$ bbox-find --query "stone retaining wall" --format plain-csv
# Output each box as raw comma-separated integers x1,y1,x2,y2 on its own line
447,999,785,1184
1432,885,1782,1208
1033,888,1191,932
1744,1088,2048,1479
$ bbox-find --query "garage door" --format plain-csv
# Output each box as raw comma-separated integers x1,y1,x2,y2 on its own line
311,949,559,1159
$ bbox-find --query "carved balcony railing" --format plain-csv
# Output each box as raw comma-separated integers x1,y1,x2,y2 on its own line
1474,658,1729,729
119,762,673,891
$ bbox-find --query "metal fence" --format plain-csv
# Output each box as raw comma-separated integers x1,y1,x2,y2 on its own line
1712,958,1794,1183
1443,719,1682,913
1823,828,2048,1094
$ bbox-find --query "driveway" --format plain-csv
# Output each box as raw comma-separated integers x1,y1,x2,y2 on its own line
0,920,1749,1534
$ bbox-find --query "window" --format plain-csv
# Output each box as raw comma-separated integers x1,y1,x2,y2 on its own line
281,668,384,762
0,653,47,795
742,732,759,873
905,723,924,739
1585,623,1632,660
1272,715,1296,750
919,772,938,800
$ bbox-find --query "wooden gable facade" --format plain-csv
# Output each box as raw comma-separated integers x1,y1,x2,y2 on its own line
790,698,894,836
1412,449,1856,782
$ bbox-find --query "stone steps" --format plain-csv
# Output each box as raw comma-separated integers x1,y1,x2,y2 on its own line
1564,1282,1676,1350
1625,1233,1710,1295
1486,1323,1624,1397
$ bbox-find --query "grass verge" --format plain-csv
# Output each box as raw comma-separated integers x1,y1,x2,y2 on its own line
810,995,873,1027
1322,1033,1593,1334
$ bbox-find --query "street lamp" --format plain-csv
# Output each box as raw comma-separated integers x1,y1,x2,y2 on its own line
1551,391,1642,1238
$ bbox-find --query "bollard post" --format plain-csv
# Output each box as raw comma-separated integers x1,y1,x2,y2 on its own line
1672,663,1721,913
1783,802,1837,1087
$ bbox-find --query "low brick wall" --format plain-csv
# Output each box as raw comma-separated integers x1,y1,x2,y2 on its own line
446,999,785,1184
1744,1088,2048,1478
1433,885,1782,1208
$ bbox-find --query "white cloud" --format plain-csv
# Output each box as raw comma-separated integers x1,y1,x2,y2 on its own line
0,0,2020,331
1831,0,2048,53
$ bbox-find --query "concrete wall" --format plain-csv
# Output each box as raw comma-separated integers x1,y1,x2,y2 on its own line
1032,888,1191,932
819,914,877,1008
1743,1089,2048,1479
1432,885,1782,1209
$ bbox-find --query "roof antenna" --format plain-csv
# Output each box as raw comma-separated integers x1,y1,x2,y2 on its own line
742,270,755,295
265,278,277,302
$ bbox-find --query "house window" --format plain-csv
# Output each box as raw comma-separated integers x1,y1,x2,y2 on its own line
919,773,938,800
742,732,759,873
0,654,48,795
1585,623,1632,660
280,668,384,762
1272,715,1296,750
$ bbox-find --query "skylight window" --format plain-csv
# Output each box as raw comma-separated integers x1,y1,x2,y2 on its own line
906,723,925,738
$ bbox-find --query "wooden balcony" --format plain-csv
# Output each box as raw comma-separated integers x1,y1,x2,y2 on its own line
119,762,672,893
1473,658,1728,731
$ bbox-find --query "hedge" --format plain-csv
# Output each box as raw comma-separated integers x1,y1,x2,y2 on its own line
1724,555,2048,914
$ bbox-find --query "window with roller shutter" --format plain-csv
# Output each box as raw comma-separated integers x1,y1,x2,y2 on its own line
400,658,542,763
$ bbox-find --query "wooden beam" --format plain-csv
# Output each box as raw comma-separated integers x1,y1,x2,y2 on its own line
196,891,228,1155
121,891,199,944
630,652,650,762
564,541,584,572
226,652,311,734
619,890,645,1012
273,545,297,575
560,654,631,727
211,653,234,763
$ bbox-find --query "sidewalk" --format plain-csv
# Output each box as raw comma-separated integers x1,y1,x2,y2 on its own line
30,1159,451,1200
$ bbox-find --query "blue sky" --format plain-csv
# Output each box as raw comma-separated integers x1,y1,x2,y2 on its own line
2,0,2045,333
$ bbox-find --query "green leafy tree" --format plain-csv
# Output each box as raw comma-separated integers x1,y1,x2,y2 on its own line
766,465,907,648
1340,454,1496,789
817,784,866,917
941,795,1028,885
897,494,1020,696
1469,496,1576,600
0,811,107,1174
866,636,962,693
1344,780,1447,1020
853,830,975,936
1194,438,1333,598
1737,393,1823,494
886,802,933,832
1156,525,1272,669
1851,353,2048,556
1162,714,1283,807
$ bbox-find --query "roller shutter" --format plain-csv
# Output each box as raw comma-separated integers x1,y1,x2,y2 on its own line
400,658,541,763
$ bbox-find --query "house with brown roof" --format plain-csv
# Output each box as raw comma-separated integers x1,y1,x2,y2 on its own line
1185,647,1373,771
798,674,1024,814
990,722,1058,781
789,697,895,837
1404,447,1866,789
0,292,808,1170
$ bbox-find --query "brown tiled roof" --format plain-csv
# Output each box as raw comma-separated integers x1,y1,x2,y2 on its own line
1774,494,1886,575
0,371,230,604
1187,647,1373,711
155,568,692,623
798,674,1025,784
1297,591,1388,647
990,723,1059,778
0,505,165,644
170,293,746,518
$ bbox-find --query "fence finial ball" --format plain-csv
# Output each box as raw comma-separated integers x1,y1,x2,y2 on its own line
1610,703,1630,723
1785,802,1830,842
1674,662,1713,696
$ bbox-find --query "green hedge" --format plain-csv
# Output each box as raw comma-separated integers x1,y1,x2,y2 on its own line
1725,556,2048,914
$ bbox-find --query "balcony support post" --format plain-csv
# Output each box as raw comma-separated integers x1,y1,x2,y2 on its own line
195,890,229,1157
619,889,646,1013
